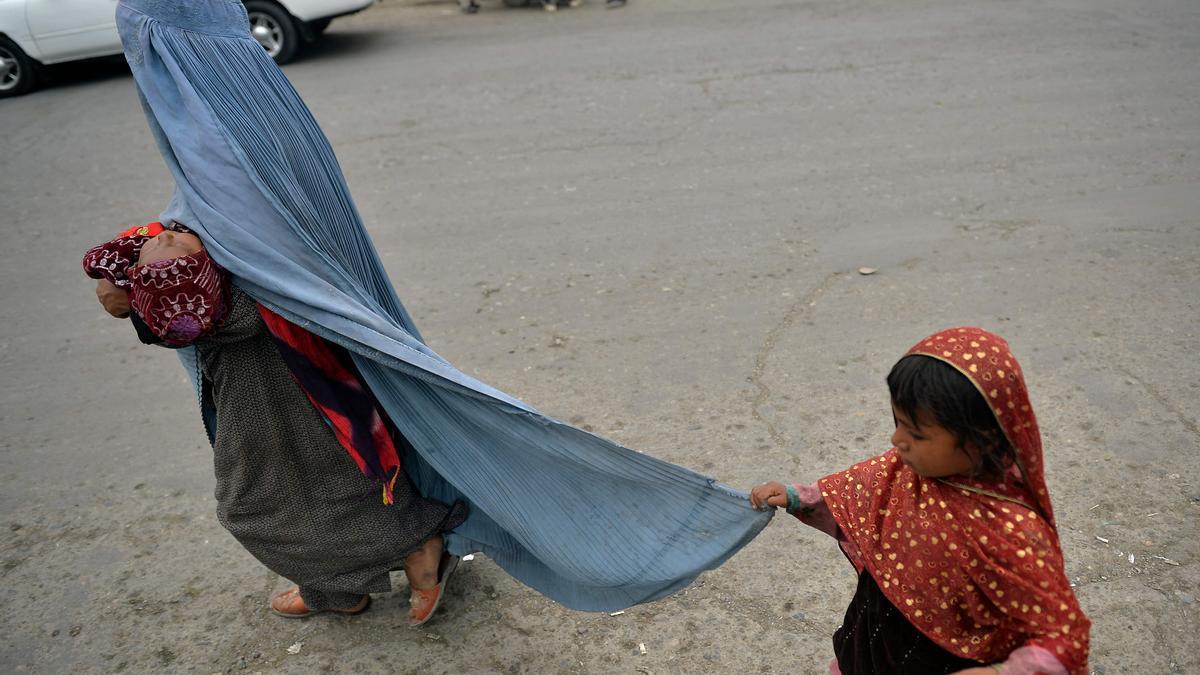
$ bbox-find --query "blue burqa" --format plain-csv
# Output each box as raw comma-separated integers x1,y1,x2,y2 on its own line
116,0,770,611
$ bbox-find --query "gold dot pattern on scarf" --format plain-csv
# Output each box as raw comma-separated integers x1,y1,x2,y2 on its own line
817,327,1089,672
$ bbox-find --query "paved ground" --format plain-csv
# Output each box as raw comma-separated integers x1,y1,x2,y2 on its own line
1,0,1198,672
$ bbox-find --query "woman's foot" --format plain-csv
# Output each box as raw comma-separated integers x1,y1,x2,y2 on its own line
404,535,458,626
408,553,459,626
269,586,370,618
403,535,443,593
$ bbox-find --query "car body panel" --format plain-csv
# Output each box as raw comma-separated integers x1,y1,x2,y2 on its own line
0,0,375,65
0,0,41,59
26,0,119,64
280,0,373,22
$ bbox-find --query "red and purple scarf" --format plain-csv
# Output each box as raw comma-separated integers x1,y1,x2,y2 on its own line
258,308,405,504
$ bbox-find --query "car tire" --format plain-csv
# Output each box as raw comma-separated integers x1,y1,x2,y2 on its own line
0,36,38,98
245,1,300,65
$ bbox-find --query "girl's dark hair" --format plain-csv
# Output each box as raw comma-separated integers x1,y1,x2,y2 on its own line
887,355,1013,478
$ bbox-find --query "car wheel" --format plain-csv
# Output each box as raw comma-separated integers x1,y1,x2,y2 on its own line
0,36,37,98
245,1,299,64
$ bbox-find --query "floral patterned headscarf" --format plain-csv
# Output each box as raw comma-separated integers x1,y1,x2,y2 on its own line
83,222,227,345
127,247,227,345
82,222,166,289
819,327,1089,672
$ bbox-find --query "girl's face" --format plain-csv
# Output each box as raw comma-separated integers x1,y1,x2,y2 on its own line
137,229,203,266
891,403,977,478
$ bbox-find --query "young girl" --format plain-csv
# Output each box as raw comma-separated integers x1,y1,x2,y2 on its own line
751,327,1090,674
84,222,467,625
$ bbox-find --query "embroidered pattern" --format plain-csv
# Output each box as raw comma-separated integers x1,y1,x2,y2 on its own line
128,248,226,345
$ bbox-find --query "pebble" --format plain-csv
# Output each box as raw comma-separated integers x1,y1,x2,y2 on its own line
1176,591,1194,605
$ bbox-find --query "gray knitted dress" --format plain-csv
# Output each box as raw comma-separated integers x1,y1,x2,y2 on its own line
195,290,467,610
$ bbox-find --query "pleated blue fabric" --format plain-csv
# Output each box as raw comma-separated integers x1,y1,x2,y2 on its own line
116,0,770,611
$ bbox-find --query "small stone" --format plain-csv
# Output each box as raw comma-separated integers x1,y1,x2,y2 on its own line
286,642,302,655
791,611,806,621
69,625,82,637
1176,591,1194,605
857,267,878,275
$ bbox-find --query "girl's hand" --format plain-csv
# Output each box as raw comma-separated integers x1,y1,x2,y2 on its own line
750,481,789,509
95,279,131,318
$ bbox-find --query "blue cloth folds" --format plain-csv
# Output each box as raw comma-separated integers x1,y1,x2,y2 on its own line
117,0,769,611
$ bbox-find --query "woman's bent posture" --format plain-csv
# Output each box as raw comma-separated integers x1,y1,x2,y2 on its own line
85,222,466,624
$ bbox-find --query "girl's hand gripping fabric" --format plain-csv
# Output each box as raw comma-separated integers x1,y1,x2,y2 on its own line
751,481,840,539
749,481,789,509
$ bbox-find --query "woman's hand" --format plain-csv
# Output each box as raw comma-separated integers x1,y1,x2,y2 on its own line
95,279,131,318
750,481,790,509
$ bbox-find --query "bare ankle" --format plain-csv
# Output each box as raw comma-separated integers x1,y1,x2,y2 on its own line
404,536,443,590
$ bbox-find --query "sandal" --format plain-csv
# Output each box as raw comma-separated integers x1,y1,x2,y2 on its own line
270,586,370,619
408,553,459,627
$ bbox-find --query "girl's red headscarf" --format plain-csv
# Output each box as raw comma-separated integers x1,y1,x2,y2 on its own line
818,327,1089,672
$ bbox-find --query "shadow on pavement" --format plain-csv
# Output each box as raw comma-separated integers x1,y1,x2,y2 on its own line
37,55,131,94
297,29,394,63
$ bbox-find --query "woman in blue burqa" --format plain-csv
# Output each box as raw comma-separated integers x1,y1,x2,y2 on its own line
85,0,769,624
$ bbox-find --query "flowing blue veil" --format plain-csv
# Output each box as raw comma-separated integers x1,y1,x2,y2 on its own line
117,0,769,611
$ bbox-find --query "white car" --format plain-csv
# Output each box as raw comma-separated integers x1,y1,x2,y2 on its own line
0,0,374,97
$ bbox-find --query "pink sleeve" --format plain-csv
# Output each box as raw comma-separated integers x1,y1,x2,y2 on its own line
790,482,841,539
997,645,1068,675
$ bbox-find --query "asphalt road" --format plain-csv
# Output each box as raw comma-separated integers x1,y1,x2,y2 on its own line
1,0,1198,672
